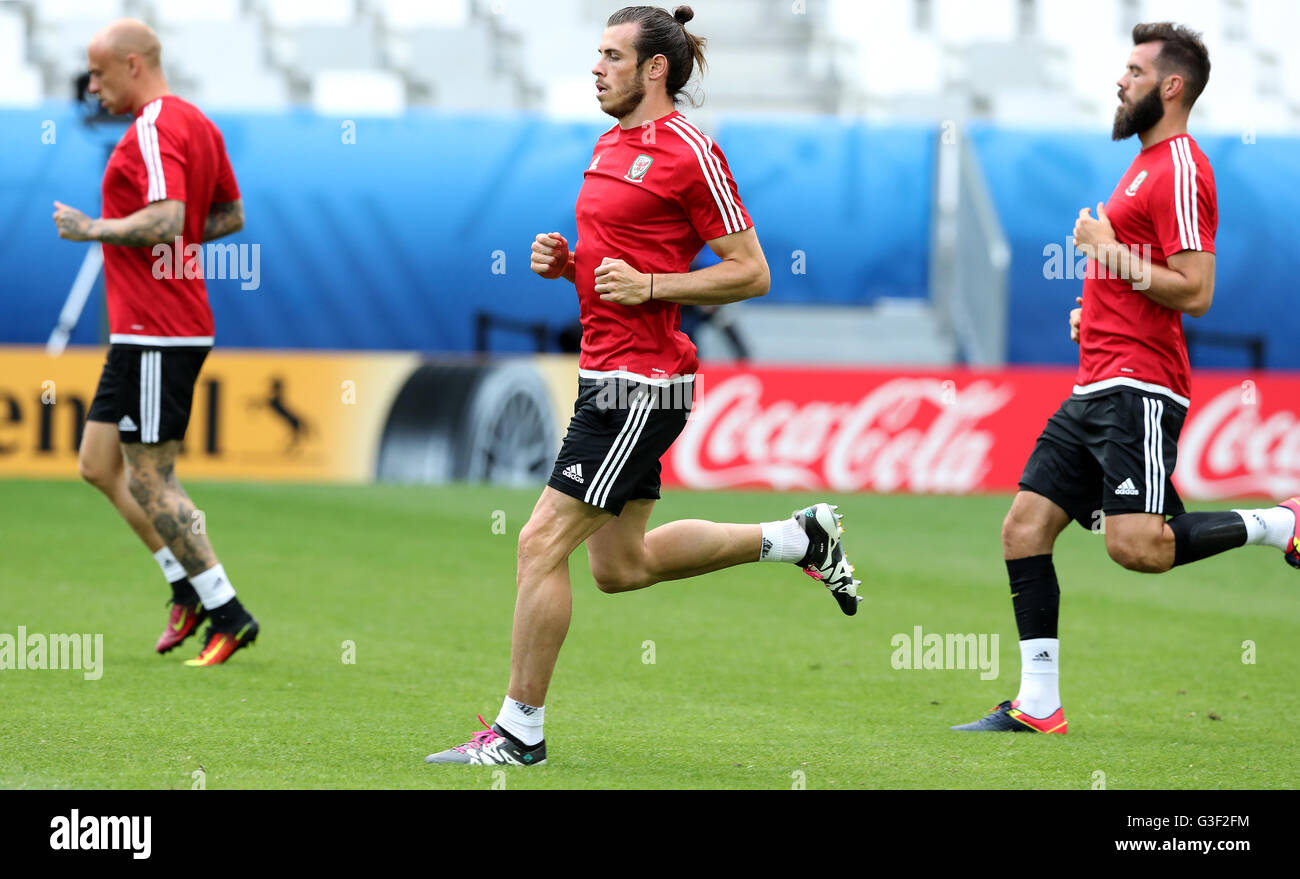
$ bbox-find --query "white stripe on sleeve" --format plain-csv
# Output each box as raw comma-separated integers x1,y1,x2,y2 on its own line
1175,137,1201,250
135,99,166,202
671,117,747,232
663,119,737,235
1169,140,1189,251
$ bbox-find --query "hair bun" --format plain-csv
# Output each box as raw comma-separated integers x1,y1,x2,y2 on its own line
673,5,694,25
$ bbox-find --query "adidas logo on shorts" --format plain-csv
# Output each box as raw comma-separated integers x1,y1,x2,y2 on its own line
118,415,137,431
561,463,584,484
1114,477,1140,496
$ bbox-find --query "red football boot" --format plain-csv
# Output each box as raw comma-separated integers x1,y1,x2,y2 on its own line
185,617,259,667
155,602,206,654
1278,498,1300,568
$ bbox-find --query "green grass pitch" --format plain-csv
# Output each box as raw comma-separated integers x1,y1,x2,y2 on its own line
1,479,1296,789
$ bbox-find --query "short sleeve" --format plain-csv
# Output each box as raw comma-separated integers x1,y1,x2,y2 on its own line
1150,139,1216,256
213,130,240,203
673,132,753,242
134,102,186,204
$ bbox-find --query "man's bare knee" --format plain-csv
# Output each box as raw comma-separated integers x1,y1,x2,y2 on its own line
78,451,116,489
1106,540,1148,571
516,522,542,584
1105,536,1166,573
1002,513,1051,558
516,518,569,587
1002,493,1069,559
589,559,646,594
592,575,632,594
78,428,122,490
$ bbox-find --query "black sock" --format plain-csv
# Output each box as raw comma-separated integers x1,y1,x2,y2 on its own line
1168,512,1247,567
492,724,527,748
209,597,247,630
1007,554,1059,640
170,577,200,606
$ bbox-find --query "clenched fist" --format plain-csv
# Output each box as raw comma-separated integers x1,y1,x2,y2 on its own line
1069,296,1083,344
53,201,95,241
594,257,650,305
531,232,570,280
1073,202,1115,260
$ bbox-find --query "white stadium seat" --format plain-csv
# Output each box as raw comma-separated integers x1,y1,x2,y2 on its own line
152,0,242,24
0,0,1292,125
0,6,26,64
311,69,405,115
193,67,291,111
375,0,472,31
264,0,353,28
161,20,269,85
29,0,124,24
0,64,43,107
934,0,1016,45
279,21,381,76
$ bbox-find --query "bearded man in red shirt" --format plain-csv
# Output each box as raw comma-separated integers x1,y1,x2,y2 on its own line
954,22,1299,735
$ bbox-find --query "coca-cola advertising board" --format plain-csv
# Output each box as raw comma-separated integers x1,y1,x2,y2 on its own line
4,348,1293,499
663,366,1300,501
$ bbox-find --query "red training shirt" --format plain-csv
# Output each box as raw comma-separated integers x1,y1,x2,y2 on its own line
1075,133,1217,406
573,110,753,381
100,95,240,346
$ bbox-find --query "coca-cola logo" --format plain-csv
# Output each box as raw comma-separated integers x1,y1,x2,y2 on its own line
672,375,1015,492
1177,385,1300,499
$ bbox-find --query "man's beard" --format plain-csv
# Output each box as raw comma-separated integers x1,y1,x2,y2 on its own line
1112,85,1164,140
600,74,646,120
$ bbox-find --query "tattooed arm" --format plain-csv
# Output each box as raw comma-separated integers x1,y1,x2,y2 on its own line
203,199,244,242
52,199,185,246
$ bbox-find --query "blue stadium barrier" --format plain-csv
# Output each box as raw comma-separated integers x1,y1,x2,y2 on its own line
2,103,1295,367
0,104,933,352
711,117,935,304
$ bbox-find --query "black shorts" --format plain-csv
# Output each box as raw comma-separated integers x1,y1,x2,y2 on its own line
548,376,694,515
86,344,210,444
1019,388,1187,529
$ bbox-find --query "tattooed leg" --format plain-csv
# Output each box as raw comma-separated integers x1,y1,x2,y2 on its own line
123,440,219,579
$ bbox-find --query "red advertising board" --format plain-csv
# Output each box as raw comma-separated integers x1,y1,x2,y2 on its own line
663,366,1300,501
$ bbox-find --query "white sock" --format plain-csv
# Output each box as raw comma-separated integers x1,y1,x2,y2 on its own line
1015,638,1060,718
759,517,809,563
1233,506,1295,551
190,564,236,611
495,696,544,746
153,546,188,584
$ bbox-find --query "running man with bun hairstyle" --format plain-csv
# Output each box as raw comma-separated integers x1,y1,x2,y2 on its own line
426,5,862,767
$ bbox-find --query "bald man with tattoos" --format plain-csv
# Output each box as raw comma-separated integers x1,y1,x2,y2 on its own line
53,18,259,666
